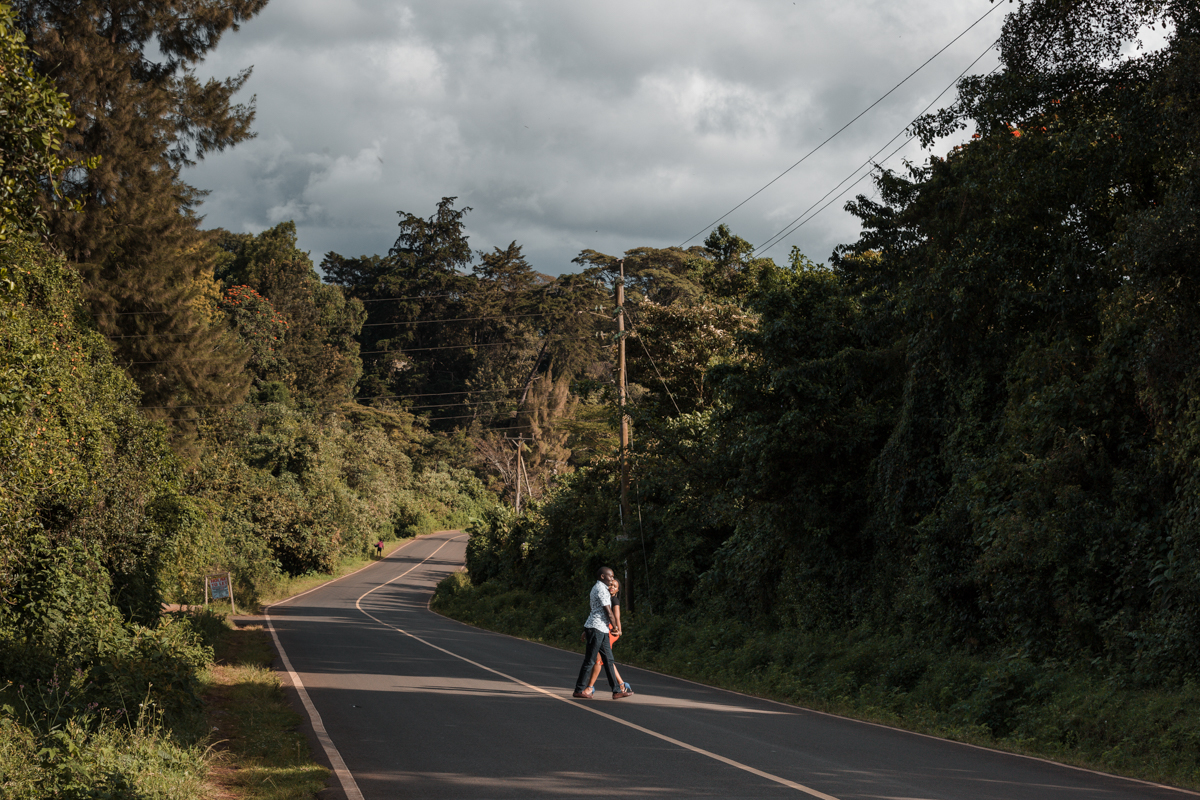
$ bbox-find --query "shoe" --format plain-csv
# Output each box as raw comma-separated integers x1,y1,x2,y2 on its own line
622,682,634,694
612,689,633,700
572,688,594,699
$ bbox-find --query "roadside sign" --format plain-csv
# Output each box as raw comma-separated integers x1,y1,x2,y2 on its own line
205,572,237,614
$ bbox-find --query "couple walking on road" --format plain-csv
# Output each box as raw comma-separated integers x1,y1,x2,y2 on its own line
573,566,635,700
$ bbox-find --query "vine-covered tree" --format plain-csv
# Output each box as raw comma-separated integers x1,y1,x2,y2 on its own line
0,2,81,243
827,0,1200,662
215,223,364,406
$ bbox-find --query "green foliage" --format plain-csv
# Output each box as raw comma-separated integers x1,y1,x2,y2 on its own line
465,465,626,600
0,1,83,242
461,0,1200,731
325,198,607,450
215,223,364,405
432,570,471,605
0,239,222,800
0,237,183,621
0,705,207,799
220,285,291,385
324,197,483,412
13,0,265,430
179,401,494,593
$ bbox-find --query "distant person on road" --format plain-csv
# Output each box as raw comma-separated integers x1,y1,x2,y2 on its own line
573,567,632,700
375,540,384,558
584,578,632,695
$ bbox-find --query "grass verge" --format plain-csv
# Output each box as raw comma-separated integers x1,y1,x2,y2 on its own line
0,706,209,799
432,573,1200,792
201,621,329,799
195,531,449,798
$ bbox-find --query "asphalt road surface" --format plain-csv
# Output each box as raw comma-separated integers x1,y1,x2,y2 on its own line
264,531,1197,800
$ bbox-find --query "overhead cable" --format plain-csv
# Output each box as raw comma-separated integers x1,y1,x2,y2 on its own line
119,335,596,365
755,37,1003,254
679,0,1005,247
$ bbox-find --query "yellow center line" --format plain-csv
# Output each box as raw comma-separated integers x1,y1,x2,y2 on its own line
356,535,841,800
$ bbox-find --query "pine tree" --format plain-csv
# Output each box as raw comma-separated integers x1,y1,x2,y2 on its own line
14,0,267,430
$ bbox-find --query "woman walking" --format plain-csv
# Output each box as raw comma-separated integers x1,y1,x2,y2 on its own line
584,578,633,695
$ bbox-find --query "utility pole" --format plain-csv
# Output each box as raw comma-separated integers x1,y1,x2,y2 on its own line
519,436,534,501
617,259,631,530
617,259,632,612
513,437,523,515
512,435,533,515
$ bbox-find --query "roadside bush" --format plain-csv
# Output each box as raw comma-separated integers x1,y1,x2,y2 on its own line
0,698,207,799
1,540,214,732
181,403,495,603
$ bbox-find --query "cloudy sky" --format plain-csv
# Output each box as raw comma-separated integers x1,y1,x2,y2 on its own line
185,0,1008,276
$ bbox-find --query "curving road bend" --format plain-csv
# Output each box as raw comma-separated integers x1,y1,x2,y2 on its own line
264,531,1197,800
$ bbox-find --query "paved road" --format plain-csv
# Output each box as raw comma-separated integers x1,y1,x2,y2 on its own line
265,531,1197,800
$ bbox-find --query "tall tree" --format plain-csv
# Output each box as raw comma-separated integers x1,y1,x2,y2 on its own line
325,198,475,413
14,0,267,426
457,242,547,424
215,223,364,406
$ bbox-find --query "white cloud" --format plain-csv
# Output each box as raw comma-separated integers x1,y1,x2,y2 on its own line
187,0,1008,272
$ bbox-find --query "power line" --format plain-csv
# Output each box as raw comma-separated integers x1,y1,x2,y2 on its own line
358,292,462,304
119,335,597,365
679,0,1005,247
112,292,458,315
110,289,540,316
360,311,548,328
105,310,576,340
146,392,533,413
355,337,587,355
370,387,524,400
754,37,1003,254
760,139,917,255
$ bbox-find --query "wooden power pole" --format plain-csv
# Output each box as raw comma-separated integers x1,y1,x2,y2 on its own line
617,259,632,611
617,259,631,531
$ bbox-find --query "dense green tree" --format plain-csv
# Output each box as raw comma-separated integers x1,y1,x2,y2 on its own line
827,0,1200,663
215,223,364,405
0,235,185,629
0,2,82,243
326,199,607,440
455,241,547,425
218,283,290,387
324,197,477,413
13,0,267,423
466,0,1200,681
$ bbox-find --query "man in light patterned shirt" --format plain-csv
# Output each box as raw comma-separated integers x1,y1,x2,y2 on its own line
573,566,632,699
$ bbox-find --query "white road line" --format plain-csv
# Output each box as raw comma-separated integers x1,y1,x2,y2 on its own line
264,532,452,800
354,536,841,800
265,609,365,800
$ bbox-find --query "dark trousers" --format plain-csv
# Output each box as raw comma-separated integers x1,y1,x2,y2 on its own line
576,627,617,692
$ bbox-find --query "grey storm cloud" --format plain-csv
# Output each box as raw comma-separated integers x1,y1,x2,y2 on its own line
186,0,1005,274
